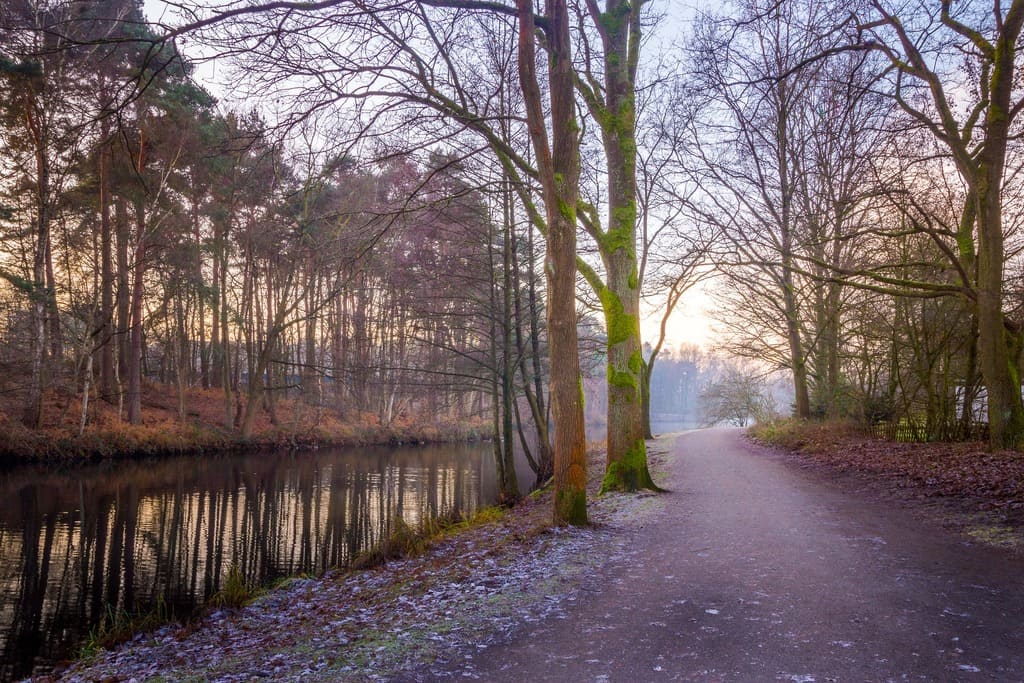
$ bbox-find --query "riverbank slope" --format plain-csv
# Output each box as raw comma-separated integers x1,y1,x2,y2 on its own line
46,437,675,682
0,385,487,465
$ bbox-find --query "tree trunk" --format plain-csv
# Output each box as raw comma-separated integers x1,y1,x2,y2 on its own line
193,187,210,390
116,197,130,406
784,280,811,420
500,193,520,502
512,206,553,487
975,183,1024,447
79,352,93,435
220,242,233,427
517,0,587,525
576,0,655,492
973,21,1024,449
24,115,50,428
600,251,654,491
98,131,116,401
303,267,319,405
126,197,146,424
641,356,653,439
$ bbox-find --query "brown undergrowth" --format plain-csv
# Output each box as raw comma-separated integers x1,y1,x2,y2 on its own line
0,384,488,465
751,419,1024,550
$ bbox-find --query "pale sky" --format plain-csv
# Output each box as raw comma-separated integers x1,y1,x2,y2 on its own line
641,282,716,351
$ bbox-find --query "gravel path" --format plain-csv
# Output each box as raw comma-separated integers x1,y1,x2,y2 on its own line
438,428,1024,682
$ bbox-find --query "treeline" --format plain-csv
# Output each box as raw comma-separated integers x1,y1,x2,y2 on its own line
684,0,1024,446
0,0,553,484
4,0,1024,497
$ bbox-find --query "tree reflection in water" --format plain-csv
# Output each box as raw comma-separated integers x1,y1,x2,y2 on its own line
0,442,487,680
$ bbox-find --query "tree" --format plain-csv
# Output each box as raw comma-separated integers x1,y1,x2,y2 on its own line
700,362,773,427
571,0,657,492
516,0,588,523
857,0,1024,448
685,0,886,422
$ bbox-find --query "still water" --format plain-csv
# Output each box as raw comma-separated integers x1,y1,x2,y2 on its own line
0,442,501,680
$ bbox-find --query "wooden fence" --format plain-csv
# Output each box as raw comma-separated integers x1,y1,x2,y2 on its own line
868,421,988,443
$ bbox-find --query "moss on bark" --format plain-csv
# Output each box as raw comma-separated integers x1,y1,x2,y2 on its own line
554,486,588,526
600,439,659,493
599,286,639,347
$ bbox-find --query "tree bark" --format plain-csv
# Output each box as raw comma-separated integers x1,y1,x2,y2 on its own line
98,127,116,401
500,184,520,502
575,0,655,491
116,197,130,407
971,9,1024,449
518,0,587,525
24,113,49,428
126,196,146,424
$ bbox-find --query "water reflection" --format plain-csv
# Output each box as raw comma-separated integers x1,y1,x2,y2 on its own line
0,443,490,680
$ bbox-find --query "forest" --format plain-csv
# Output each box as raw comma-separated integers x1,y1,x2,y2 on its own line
2,0,1024,526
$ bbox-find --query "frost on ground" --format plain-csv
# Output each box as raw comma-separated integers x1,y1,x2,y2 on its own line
46,440,674,683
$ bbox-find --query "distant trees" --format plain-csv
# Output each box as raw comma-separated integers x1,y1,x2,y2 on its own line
677,0,1024,447
700,364,774,428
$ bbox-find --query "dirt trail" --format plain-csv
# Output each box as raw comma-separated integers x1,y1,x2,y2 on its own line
432,428,1024,682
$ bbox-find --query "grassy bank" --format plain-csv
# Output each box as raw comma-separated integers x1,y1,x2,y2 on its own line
0,384,488,465
75,506,510,661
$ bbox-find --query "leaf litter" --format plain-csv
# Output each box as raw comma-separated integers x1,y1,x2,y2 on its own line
751,423,1024,552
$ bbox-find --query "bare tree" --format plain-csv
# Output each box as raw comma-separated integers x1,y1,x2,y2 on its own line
684,0,888,421
856,0,1024,448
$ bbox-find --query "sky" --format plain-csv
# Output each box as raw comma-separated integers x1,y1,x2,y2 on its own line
643,283,716,351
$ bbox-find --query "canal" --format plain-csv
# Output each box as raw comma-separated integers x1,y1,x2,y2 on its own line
0,441,513,680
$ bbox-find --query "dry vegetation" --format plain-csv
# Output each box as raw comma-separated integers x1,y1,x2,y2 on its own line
0,384,488,464
751,420,1024,549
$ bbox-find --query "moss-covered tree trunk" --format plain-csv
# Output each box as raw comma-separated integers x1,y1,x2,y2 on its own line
517,0,587,525
599,236,654,491
577,0,656,492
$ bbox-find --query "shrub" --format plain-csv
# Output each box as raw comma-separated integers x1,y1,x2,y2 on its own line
208,565,257,609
